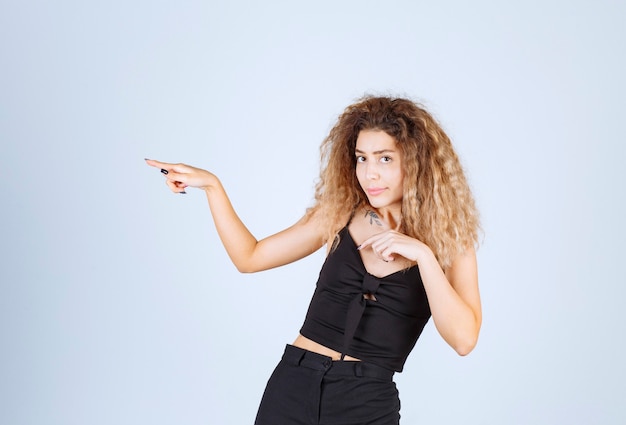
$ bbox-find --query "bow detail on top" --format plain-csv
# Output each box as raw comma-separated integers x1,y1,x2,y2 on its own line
341,274,381,359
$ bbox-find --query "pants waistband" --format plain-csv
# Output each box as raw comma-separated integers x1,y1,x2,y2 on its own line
282,344,394,381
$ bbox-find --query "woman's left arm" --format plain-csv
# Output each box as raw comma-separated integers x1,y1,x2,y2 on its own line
359,232,481,355
416,246,481,356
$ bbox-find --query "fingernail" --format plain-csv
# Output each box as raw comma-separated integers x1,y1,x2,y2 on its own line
161,169,168,175
356,244,362,250
144,158,150,161
180,191,186,194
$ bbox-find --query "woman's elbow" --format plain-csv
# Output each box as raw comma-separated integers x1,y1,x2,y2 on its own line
454,341,476,356
452,332,479,356
234,259,267,273
235,263,258,273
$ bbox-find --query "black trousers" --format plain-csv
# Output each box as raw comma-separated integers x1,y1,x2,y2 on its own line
254,345,400,425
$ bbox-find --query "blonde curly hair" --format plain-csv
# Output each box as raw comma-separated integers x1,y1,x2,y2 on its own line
308,95,480,269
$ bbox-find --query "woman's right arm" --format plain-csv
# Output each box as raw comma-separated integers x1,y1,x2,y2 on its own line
145,159,326,273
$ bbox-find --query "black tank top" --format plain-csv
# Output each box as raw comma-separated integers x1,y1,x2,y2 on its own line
300,226,431,372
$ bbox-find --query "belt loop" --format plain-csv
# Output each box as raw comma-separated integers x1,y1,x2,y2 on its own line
294,349,306,366
355,362,363,377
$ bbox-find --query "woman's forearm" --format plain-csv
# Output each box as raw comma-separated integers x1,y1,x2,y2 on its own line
203,178,260,272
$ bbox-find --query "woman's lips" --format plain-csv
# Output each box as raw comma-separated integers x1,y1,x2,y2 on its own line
367,187,386,196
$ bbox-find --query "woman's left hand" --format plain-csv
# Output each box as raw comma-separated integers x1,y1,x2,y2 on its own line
358,230,430,263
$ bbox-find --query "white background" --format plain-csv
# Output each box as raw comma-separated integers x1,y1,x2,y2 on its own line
1,0,625,424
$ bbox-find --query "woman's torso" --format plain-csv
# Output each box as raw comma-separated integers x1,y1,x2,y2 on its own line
294,208,431,371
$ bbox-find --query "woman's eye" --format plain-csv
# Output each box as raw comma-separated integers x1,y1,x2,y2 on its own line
356,156,366,163
380,156,392,163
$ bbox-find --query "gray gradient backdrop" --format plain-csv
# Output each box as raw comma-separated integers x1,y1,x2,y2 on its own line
2,0,625,424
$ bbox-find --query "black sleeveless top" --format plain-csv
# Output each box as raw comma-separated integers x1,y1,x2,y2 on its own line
300,226,431,372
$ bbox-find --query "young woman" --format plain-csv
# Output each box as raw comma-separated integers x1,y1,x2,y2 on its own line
146,96,481,425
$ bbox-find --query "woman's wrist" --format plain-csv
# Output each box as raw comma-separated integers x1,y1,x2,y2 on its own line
202,173,221,193
413,241,436,265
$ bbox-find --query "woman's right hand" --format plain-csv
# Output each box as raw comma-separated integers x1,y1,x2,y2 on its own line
145,159,218,193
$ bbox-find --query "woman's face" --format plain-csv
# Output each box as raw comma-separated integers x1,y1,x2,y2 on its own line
355,129,404,213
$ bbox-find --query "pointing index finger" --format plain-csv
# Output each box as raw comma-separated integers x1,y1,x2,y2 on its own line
357,230,392,251
144,158,173,170
357,235,377,251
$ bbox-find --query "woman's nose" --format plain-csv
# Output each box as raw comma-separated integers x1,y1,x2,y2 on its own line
366,164,379,180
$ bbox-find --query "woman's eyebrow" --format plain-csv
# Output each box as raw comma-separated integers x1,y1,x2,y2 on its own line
354,148,396,154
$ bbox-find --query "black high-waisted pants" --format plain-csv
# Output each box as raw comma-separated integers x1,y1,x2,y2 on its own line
254,345,400,425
